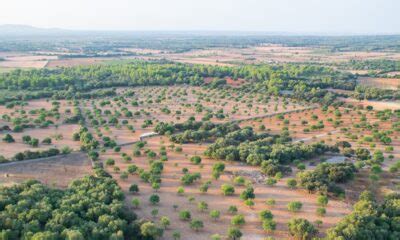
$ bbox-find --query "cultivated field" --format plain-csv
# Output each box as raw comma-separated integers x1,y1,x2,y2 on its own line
0,84,398,239
357,76,400,90
0,152,92,188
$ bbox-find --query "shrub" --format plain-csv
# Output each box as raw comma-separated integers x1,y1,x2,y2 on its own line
233,176,246,186
287,178,297,189
316,207,326,216
227,227,242,240
190,219,204,232
259,210,273,221
221,184,235,196
317,195,329,207
228,205,238,215
149,194,160,205
197,201,208,212
129,184,139,193
2,134,15,143
231,214,245,226
240,186,255,200
288,218,318,240
266,198,276,206
210,210,221,221
179,210,191,221
190,155,202,165
287,201,303,212
262,219,277,232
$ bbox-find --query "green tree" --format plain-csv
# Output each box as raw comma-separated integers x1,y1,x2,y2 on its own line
288,218,318,240
2,134,15,143
198,201,208,212
317,195,329,207
190,155,202,165
221,184,235,196
287,201,303,212
160,216,170,229
140,221,163,239
227,227,242,240
209,210,221,221
262,219,277,232
287,178,297,189
190,219,204,232
149,194,160,205
131,198,140,209
231,214,245,226
179,210,191,221
129,184,139,194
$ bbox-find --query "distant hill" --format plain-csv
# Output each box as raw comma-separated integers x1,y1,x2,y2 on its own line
0,24,71,36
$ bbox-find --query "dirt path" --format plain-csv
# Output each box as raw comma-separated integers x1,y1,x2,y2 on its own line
293,130,340,143
232,106,318,124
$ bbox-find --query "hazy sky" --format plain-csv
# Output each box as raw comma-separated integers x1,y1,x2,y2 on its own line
1,0,399,34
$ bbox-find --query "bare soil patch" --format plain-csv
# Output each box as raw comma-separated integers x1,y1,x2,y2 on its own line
0,152,91,188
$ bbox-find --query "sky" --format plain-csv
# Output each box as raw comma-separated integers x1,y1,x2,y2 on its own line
1,0,399,34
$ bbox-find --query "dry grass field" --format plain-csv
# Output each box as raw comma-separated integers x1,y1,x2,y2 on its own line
0,52,57,69
357,77,400,90
161,45,400,66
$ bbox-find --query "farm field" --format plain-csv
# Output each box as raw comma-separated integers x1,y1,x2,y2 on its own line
0,151,92,188
101,136,351,239
1,2,400,239
0,52,57,69
357,76,400,90
241,105,400,195
0,45,399,240
162,45,400,66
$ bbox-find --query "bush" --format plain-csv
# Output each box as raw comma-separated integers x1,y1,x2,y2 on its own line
210,210,221,221
316,207,326,216
179,210,191,221
2,134,15,143
240,186,255,200
228,205,238,215
227,227,242,240
317,195,329,207
287,201,303,212
190,155,202,165
221,184,235,196
287,178,297,189
42,137,52,145
288,218,318,240
105,158,115,166
262,219,277,232
265,198,276,206
149,194,160,205
231,214,245,226
197,201,208,212
233,176,246,186
190,219,204,232
259,210,273,221
129,184,139,193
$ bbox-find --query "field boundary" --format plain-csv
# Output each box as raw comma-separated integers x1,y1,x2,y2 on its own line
0,151,85,167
